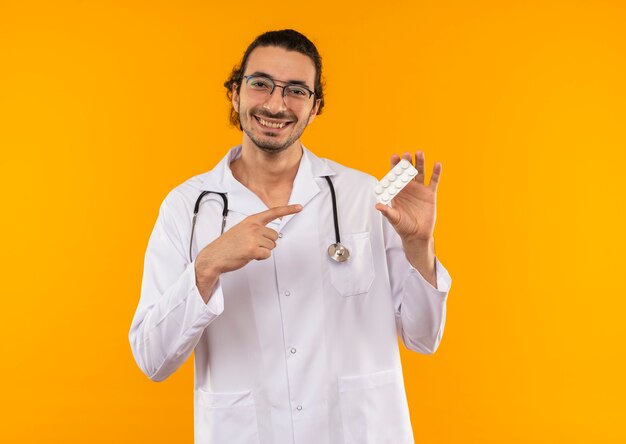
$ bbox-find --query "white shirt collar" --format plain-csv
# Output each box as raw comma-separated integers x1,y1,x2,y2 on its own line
199,144,336,228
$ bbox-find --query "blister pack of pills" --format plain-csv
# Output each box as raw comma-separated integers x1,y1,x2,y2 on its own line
373,159,418,204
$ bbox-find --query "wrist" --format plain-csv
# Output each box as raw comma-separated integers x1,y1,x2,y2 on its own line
194,259,221,304
402,235,435,253
195,259,221,284
403,236,436,282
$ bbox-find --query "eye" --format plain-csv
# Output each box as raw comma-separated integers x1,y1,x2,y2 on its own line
249,77,272,90
285,86,308,97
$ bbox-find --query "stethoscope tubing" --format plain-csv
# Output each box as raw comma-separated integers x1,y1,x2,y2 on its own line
324,176,342,245
189,176,346,263
189,191,228,262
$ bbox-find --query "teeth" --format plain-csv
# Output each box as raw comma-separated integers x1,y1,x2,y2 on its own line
258,117,287,129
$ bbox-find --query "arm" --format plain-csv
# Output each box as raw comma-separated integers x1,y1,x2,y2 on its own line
377,151,452,354
384,220,451,354
129,196,225,382
128,196,303,381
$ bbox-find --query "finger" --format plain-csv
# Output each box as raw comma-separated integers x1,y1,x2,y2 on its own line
257,237,276,251
253,247,272,261
390,153,401,168
429,161,442,191
415,150,425,184
401,151,412,165
375,202,401,227
260,226,279,241
255,204,303,225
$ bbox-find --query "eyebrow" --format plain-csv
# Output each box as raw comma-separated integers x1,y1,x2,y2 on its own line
248,71,311,88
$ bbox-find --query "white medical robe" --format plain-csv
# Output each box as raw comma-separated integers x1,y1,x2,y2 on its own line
129,145,452,444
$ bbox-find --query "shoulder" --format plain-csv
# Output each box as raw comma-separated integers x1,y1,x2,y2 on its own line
159,170,213,220
313,156,380,211
321,157,378,190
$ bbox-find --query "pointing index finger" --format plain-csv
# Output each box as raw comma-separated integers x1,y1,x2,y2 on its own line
255,204,303,225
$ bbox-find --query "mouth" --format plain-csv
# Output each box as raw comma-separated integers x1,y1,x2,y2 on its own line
254,115,293,130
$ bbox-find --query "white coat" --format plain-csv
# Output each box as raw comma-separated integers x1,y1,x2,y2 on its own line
129,145,452,444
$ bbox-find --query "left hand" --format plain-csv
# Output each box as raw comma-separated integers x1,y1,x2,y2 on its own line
375,151,441,243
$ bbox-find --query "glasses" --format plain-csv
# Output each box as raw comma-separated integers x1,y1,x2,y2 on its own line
243,75,315,105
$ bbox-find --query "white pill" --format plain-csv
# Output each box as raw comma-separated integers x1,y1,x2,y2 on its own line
373,158,419,204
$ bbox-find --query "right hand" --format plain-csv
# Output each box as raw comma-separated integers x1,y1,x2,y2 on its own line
194,204,303,287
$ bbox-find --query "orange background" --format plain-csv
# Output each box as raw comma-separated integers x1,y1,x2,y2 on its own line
1,0,625,442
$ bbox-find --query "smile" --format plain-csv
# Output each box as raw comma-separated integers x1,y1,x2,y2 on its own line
255,116,292,129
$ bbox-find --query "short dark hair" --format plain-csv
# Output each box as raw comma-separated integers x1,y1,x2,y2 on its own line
224,29,325,130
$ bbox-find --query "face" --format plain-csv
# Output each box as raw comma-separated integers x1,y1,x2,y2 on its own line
232,46,320,154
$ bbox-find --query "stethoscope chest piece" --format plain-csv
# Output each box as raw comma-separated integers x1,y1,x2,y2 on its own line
328,243,350,263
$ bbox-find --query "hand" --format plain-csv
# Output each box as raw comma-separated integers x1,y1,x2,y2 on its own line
375,151,441,243
194,204,302,299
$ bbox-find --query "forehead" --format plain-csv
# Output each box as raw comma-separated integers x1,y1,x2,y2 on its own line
244,46,316,86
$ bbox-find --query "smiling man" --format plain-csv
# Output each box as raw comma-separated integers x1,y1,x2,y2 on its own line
130,29,452,444
234,52,318,153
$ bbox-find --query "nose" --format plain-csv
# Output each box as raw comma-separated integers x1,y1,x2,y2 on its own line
263,85,288,113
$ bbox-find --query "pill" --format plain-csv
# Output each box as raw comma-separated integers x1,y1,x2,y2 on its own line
373,159,419,205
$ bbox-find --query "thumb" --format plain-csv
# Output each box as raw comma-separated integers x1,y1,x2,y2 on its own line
375,203,401,226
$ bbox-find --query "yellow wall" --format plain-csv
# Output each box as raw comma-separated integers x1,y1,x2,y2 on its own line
1,0,625,442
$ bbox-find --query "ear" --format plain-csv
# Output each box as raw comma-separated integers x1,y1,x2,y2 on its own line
232,83,240,113
306,98,321,125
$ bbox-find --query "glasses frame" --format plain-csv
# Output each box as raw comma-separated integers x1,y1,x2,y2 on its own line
243,75,315,100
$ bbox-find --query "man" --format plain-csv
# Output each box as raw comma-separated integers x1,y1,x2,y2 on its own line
130,29,451,444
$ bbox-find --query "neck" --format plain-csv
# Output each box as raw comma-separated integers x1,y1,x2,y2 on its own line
230,138,303,207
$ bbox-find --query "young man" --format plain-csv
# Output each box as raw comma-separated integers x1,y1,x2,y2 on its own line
130,29,451,444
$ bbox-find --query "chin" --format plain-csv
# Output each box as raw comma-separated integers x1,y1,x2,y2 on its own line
254,139,292,154
248,131,299,154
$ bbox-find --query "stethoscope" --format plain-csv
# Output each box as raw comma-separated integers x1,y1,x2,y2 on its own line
189,176,350,263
